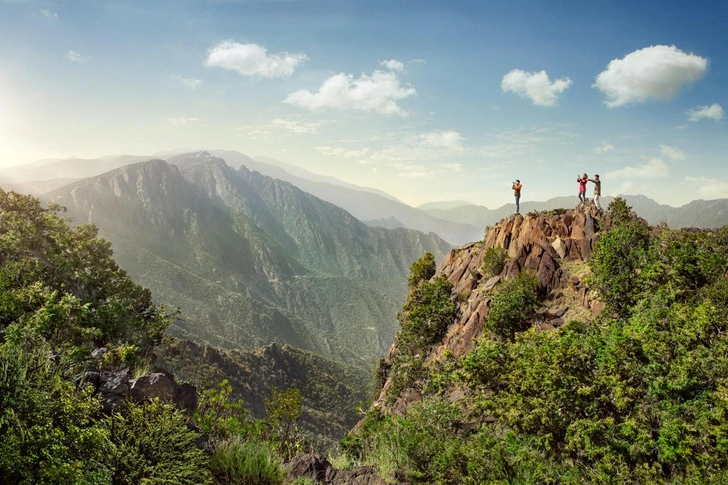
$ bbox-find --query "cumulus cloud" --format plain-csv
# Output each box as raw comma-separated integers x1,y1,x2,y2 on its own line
40,9,57,19
501,69,572,107
605,158,669,180
172,74,202,89
594,45,708,108
67,50,89,62
594,141,615,154
660,144,686,161
686,103,724,122
380,59,405,72
284,70,416,116
205,41,307,78
168,117,198,125
685,176,728,198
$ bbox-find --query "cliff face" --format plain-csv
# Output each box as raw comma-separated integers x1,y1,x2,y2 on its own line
370,208,611,418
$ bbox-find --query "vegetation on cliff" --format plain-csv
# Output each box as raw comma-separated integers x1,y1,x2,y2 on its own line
346,198,728,484
0,190,322,484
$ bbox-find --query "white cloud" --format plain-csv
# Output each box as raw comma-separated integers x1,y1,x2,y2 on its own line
172,74,202,89
605,158,669,180
686,103,724,122
380,59,405,72
271,118,322,134
284,69,416,116
501,69,572,107
67,50,89,62
660,144,686,161
315,146,370,158
205,41,307,79
410,58,426,64
594,45,708,108
168,117,198,125
594,141,615,154
40,9,57,19
685,176,728,198
418,130,464,151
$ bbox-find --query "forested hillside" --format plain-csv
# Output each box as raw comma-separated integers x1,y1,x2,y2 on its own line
47,154,452,367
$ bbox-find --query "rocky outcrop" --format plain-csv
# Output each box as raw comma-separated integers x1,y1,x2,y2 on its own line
363,208,612,421
77,348,197,412
285,453,386,485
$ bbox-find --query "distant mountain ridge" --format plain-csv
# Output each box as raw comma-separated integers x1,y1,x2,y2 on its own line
46,154,452,367
205,150,483,245
421,194,728,229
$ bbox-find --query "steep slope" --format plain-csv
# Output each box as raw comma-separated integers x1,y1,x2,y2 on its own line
47,158,452,367
203,150,482,245
368,208,609,416
155,338,371,448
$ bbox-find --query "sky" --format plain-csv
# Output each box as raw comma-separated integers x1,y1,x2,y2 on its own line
0,0,727,209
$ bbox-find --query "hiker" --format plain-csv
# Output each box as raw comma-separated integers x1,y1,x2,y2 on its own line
576,173,588,207
512,180,522,214
588,174,602,213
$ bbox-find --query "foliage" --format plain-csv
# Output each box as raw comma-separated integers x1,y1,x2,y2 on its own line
588,212,650,316
208,437,285,485
408,252,436,288
264,387,305,459
347,219,728,483
194,379,253,441
107,400,212,485
486,272,540,341
0,189,173,359
480,247,509,278
526,208,567,217
386,275,457,402
0,329,112,484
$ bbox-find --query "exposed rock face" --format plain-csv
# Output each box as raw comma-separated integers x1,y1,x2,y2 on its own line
77,351,197,412
285,453,386,485
361,208,610,421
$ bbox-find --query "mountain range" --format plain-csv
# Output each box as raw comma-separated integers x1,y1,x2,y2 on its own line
45,153,451,368
419,194,728,230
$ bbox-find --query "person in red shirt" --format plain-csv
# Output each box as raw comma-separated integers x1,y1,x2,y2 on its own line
577,173,588,207
512,180,522,214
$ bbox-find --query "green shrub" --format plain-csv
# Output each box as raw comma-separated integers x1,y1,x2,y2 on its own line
209,438,285,485
408,252,436,288
486,272,539,341
400,276,458,347
0,329,112,485
107,400,212,485
264,387,305,459
481,247,509,278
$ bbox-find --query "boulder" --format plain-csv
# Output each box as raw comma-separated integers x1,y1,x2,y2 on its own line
129,372,177,403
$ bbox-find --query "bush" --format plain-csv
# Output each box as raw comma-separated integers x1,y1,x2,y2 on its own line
481,247,509,278
0,329,112,485
209,438,285,485
486,272,539,340
106,400,212,485
408,252,436,288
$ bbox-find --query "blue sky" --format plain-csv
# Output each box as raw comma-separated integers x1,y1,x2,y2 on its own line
1,0,726,208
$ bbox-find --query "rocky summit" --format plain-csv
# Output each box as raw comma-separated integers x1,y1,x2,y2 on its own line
368,207,614,419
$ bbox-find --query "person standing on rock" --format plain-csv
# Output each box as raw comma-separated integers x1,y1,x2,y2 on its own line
588,174,602,214
577,173,588,207
512,179,522,214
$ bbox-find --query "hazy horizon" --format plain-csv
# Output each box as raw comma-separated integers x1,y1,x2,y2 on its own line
1,0,726,208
